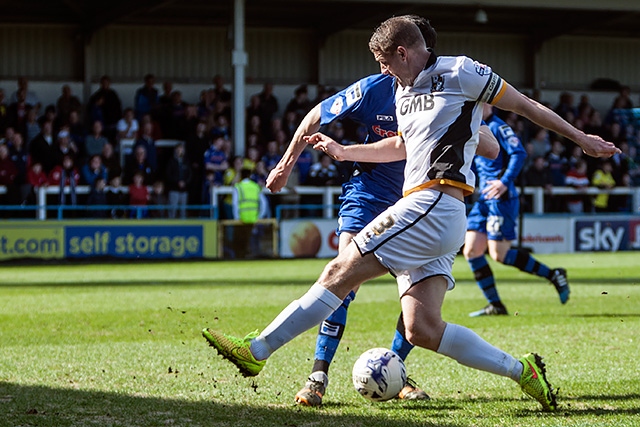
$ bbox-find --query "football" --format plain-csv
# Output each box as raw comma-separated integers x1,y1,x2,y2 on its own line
352,347,407,402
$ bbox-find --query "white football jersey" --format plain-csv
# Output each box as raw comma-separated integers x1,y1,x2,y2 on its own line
396,53,505,196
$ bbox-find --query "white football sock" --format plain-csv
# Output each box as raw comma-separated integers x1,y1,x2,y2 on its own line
250,283,343,361
437,323,523,382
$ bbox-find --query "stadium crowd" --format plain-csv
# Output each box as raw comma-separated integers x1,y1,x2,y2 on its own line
0,75,638,218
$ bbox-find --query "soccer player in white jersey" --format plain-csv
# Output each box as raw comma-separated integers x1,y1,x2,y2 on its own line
203,16,619,411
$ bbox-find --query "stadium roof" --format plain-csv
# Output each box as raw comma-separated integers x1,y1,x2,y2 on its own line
2,0,639,39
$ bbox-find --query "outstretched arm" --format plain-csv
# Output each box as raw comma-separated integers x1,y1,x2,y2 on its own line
477,124,499,159
265,104,321,193
494,84,620,158
306,133,406,163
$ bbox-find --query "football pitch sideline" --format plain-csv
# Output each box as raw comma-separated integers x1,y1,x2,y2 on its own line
0,252,638,427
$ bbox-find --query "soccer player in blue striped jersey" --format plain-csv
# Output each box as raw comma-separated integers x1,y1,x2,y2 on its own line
464,104,570,317
267,73,427,406
264,16,438,407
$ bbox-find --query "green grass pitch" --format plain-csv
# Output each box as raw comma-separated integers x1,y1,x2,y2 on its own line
1,252,639,426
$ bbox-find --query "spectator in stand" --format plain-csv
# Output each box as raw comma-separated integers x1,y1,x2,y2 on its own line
527,126,551,159
546,139,569,212
106,175,127,219
24,108,41,146
294,145,315,186
124,145,154,185
186,120,210,205
197,88,216,120
591,160,616,212
7,132,28,202
88,75,122,141
133,122,158,172
250,160,268,187
282,110,299,142
159,81,173,106
246,95,262,127
29,120,56,173
38,105,58,131
87,94,106,129
164,90,189,139
101,142,122,182
307,154,339,186
612,85,634,111
25,161,48,204
203,135,228,186
546,139,568,186
284,85,312,127
0,143,19,206
9,77,40,110
243,145,261,173
165,142,192,219
567,144,586,171
7,89,30,136
209,114,231,140
67,110,86,153
564,159,590,213
86,176,108,218
257,82,279,139
85,120,110,158
261,140,282,174
554,91,577,124
128,171,149,218
619,141,640,186
212,75,232,120
0,89,8,135
49,154,80,212
246,115,265,149
52,128,79,168
523,156,552,213
220,155,244,218
81,154,108,187
149,180,168,219
116,108,139,142
134,73,159,122
56,85,81,124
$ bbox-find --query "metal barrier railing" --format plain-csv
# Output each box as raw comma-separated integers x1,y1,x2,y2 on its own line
0,185,638,220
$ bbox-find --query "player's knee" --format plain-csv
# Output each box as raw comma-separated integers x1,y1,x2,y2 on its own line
403,321,442,351
488,251,502,263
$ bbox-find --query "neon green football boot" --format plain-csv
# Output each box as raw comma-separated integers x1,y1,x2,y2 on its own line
202,328,266,377
519,353,558,411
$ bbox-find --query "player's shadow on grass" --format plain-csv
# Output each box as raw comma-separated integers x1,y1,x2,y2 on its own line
570,313,640,318
0,382,464,427
514,393,640,417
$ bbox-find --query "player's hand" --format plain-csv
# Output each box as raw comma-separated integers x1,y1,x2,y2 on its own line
482,179,507,200
266,166,289,193
579,134,621,158
305,133,345,161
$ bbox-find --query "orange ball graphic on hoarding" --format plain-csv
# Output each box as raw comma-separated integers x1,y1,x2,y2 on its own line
289,221,322,257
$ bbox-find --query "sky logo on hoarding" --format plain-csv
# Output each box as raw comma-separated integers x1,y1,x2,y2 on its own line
575,220,627,252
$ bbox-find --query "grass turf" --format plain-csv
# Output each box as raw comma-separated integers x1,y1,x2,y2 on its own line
0,252,639,426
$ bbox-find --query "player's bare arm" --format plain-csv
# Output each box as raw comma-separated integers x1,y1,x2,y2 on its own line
266,105,322,193
306,133,406,163
478,124,499,160
494,84,620,158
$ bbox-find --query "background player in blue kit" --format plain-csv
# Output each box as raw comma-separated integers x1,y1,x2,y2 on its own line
265,16,435,406
463,103,570,317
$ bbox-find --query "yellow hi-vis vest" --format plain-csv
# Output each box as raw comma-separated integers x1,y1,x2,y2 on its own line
235,179,261,224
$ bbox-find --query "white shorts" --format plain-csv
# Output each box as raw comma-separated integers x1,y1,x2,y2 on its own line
353,189,466,297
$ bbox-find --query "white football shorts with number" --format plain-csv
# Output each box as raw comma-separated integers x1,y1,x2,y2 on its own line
353,53,505,296
353,189,466,297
